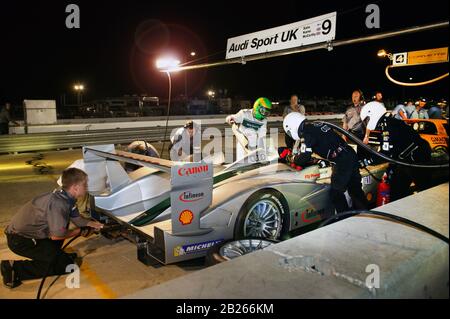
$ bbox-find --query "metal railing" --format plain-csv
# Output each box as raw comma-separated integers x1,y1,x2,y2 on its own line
0,117,344,154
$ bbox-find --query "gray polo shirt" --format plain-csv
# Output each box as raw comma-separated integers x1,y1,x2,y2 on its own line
5,190,86,239
283,104,306,117
342,104,364,133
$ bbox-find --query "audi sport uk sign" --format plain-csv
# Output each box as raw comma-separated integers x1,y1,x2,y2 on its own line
226,12,336,59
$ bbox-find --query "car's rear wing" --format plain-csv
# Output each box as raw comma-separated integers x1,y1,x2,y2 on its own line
83,144,213,235
84,145,173,172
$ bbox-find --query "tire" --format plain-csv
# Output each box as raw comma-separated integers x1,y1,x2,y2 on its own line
433,145,448,154
205,238,277,266
234,189,289,241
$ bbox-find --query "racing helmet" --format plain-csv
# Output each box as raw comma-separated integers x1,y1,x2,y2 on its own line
283,112,306,141
360,101,387,130
253,97,272,120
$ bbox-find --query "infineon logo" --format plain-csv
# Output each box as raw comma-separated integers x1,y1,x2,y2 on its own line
177,165,209,177
179,191,204,202
173,239,223,257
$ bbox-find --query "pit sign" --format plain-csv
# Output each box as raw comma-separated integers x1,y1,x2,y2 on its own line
226,12,336,59
393,47,448,66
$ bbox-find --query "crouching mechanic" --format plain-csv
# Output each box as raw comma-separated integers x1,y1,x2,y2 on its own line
1,168,103,288
125,140,160,172
226,97,271,162
283,112,369,213
360,101,432,201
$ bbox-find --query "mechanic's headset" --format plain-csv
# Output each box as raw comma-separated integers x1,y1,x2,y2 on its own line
322,121,449,169
53,188,74,203
353,89,365,102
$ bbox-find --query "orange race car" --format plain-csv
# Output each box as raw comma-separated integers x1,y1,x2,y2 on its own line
403,118,449,154
368,118,449,154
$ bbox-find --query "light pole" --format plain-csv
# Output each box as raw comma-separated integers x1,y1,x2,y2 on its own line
156,57,180,158
184,51,196,99
207,90,215,99
73,84,84,106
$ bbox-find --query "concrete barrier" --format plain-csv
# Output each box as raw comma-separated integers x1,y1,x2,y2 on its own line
125,183,449,299
9,114,344,134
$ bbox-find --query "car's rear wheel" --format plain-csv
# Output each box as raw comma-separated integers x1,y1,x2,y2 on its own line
433,145,448,154
234,189,289,240
205,238,276,266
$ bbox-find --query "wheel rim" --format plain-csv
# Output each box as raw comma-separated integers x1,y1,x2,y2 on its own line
243,199,282,239
219,239,274,260
434,146,448,154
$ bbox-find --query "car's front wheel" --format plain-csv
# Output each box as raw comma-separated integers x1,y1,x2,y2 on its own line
205,238,276,266
234,189,289,240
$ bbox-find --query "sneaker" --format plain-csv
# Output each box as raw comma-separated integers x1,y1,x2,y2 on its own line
1,260,22,289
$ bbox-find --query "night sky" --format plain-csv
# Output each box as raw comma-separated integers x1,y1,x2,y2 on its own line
0,0,448,105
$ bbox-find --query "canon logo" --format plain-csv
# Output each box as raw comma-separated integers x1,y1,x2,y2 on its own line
177,165,209,177
179,191,204,202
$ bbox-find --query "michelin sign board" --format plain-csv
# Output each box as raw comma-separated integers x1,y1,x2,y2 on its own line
226,12,336,59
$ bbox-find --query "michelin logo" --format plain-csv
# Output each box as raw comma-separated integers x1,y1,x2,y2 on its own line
174,239,223,257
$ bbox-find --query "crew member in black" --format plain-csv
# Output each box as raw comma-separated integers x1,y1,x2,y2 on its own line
360,101,432,201
283,112,369,213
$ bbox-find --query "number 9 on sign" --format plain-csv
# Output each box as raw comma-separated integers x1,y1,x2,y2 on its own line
322,19,332,35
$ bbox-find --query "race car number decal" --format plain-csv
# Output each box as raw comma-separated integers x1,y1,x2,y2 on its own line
362,176,372,185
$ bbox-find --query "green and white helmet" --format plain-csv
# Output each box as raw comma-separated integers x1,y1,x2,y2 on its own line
253,97,272,120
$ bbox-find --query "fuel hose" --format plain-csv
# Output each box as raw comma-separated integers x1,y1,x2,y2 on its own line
36,234,81,299
319,121,449,169
318,209,449,244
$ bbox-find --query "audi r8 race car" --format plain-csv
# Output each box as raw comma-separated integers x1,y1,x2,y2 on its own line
84,142,387,265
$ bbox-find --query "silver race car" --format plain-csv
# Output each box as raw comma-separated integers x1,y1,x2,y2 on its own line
84,142,387,265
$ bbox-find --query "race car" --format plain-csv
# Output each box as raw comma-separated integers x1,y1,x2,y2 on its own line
369,118,449,155
404,118,449,154
84,142,387,265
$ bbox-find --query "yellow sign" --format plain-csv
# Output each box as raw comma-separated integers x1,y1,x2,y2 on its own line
407,47,448,65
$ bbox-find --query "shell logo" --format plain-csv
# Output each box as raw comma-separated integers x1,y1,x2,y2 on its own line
179,210,194,225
